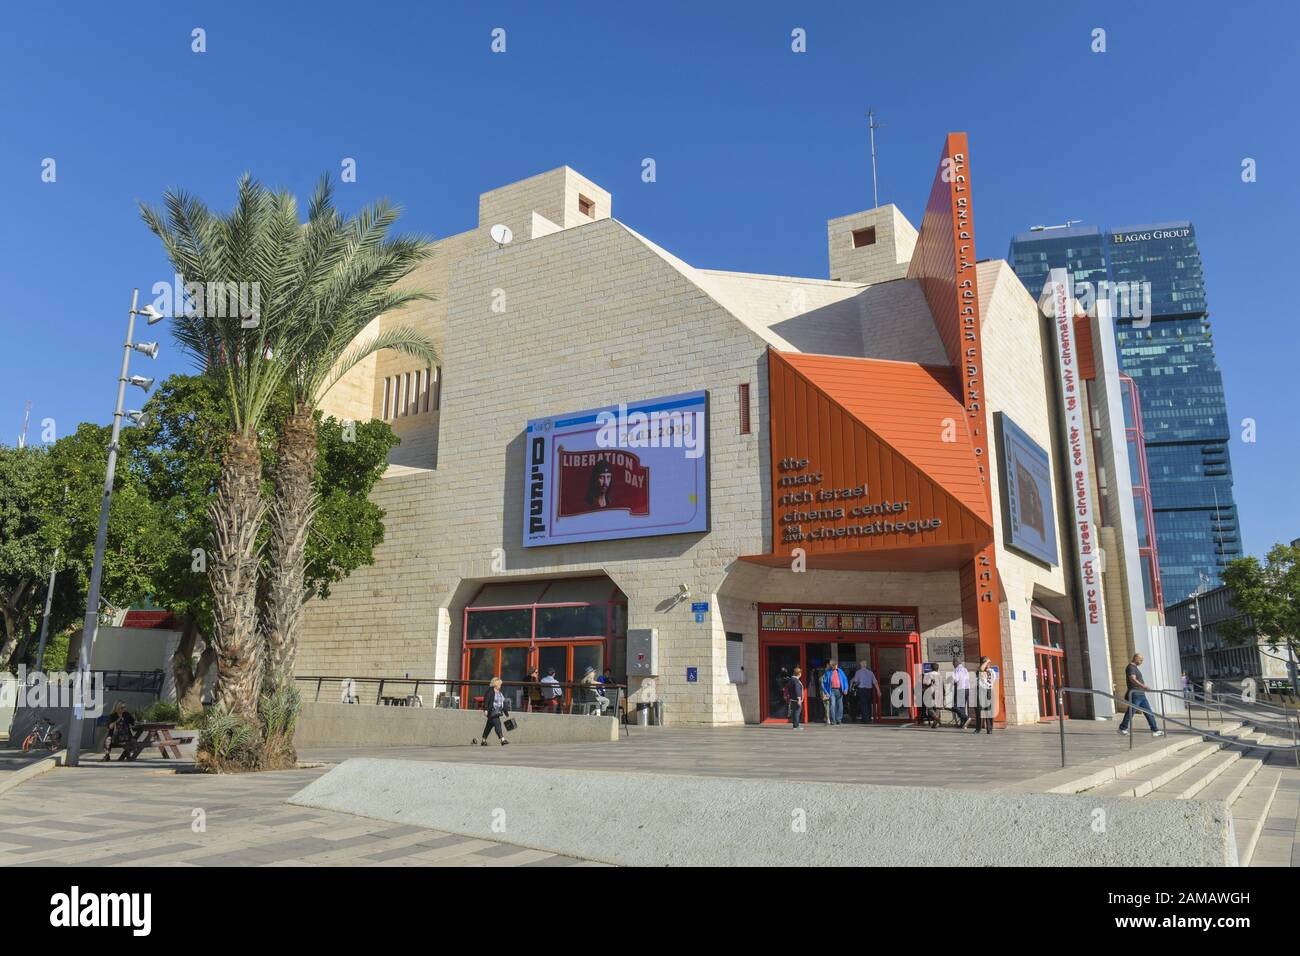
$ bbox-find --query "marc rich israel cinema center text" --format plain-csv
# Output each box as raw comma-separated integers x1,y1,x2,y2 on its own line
301,133,1183,727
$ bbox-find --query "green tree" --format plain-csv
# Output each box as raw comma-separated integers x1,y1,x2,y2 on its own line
4,375,399,724
128,375,400,712
0,445,52,668
1221,544,1300,667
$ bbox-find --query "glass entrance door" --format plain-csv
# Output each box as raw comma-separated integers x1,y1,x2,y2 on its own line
875,645,913,720
1036,648,1066,719
763,644,803,722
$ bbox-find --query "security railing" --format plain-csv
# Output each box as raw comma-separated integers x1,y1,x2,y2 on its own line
293,675,630,735
1055,686,1300,770
1175,686,1300,741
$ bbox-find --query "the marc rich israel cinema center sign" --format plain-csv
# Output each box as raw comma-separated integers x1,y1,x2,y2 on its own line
523,391,710,547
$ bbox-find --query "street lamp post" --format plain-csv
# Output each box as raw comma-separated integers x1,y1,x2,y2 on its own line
64,289,162,766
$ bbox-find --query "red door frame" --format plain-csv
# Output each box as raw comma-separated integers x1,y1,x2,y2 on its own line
1030,610,1068,721
757,603,921,723
1035,646,1067,720
460,578,625,709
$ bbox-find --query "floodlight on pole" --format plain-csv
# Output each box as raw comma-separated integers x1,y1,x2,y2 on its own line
132,341,159,359
129,374,154,392
66,288,166,767
135,304,166,325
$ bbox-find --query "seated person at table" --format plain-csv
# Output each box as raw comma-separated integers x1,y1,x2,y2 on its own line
540,667,565,711
103,701,137,761
579,666,611,714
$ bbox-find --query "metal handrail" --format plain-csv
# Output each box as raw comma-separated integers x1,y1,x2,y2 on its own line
1189,686,1297,719
1055,686,1300,769
292,674,633,737
1168,687,1300,747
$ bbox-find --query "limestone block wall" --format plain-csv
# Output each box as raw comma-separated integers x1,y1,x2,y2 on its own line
297,466,443,680
979,260,1072,725
421,216,774,725
827,205,918,284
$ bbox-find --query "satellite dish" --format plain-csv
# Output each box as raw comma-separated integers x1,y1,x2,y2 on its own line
490,223,513,246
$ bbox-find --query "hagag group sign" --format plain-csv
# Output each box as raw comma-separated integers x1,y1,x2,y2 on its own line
523,391,709,547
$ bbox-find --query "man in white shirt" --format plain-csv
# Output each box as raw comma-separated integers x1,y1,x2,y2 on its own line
540,667,564,712
951,658,971,728
851,661,877,723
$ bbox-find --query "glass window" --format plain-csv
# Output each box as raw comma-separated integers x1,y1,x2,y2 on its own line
572,645,604,681
466,608,531,642
536,604,607,638
538,645,568,684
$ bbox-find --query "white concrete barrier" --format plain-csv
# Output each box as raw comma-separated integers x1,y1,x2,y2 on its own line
293,701,618,749
288,758,1238,866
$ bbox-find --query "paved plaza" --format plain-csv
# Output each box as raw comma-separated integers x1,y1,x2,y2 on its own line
0,759,597,867
1,719,1295,867
301,719,1198,789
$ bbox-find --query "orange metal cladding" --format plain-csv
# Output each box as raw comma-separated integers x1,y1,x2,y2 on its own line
763,349,993,570
906,132,1003,696
1074,314,1096,380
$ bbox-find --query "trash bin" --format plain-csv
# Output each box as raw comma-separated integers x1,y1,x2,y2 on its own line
636,702,650,727
651,700,663,726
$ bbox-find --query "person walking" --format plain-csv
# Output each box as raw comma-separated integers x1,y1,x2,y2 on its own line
951,658,971,728
972,657,996,735
473,676,511,746
821,659,848,725
1118,653,1165,738
851,660,877,723
786,667,805,729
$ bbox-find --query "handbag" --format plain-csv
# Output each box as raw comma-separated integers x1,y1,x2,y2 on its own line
503,717,518,732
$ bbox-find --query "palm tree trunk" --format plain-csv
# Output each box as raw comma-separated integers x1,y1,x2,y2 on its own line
208,432,266,722
264,405,317,696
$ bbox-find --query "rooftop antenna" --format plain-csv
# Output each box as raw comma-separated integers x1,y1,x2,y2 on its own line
1029,220,1083,232
17,400,31,449
866,109,884,208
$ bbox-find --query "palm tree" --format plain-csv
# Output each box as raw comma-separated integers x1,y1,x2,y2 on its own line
141,176,299,722
143,175,437,720
262,176,436,695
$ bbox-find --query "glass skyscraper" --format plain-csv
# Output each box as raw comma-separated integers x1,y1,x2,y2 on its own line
1008,221,1242,606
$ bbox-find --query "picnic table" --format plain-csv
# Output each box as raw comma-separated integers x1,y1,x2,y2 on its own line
120,722,194,761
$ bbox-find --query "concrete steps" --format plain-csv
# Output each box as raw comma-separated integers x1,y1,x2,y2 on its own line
1007,721,1246,795
1092,741,1222,798
1148,748,1243,799
1249,751,1300,867
1014,715,1299,866
1232,765,1282,866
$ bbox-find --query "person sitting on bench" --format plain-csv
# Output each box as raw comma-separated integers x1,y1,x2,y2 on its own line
103,701,137,761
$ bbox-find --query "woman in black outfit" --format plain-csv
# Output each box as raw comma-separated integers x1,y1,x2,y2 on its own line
973,657,995,735
103,701,137,760
473,676,511,746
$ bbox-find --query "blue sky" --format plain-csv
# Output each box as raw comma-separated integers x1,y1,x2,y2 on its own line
1,0,1295,557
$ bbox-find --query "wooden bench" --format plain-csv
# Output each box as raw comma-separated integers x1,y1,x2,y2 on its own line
122,722,194,761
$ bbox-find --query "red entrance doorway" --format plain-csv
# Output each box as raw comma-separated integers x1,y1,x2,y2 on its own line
757,604,921,724
1031,603,1068,720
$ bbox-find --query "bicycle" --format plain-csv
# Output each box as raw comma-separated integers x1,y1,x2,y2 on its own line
20,717,63,752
